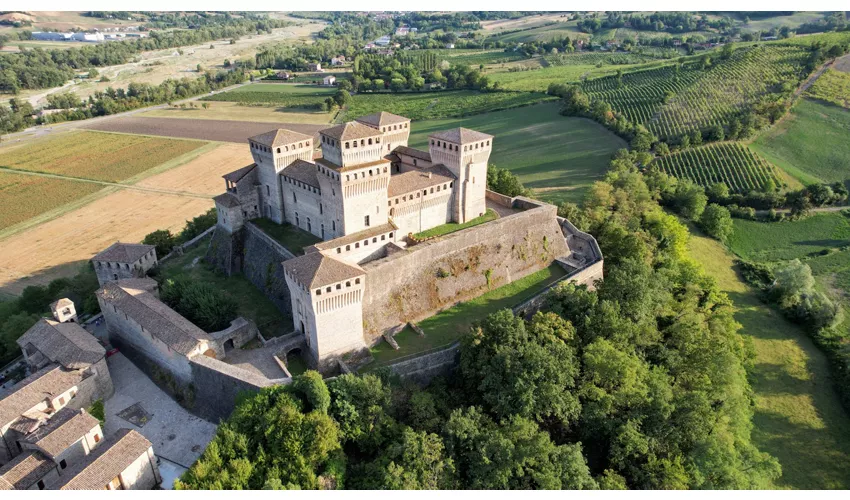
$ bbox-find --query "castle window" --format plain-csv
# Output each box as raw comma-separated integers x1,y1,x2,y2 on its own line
376,137,380,143
319,204,323,214
316,289,321,295
463,146,467,151
368,138,373,145
337,248,341,254
277,148,281,153
381,234,386,240
450,182,454,187
383,167,387,173
372,237,377,243
293,192,297,203
299,142,303,148
326,287,332,293
355,242,360,248
345,142,350,149
355,278,361,284
336,284,341,290
333,221,336,231
388,201,392,206
437,185,441,192
423,190,427,196
346,175,349,181
346,281,351,287
346,244,350,251
267,185,270,196
413,159,418,166
369,170,373,176
486,140,490,146
360,140,365,146
430,188,434,194
389,232,394,238
430,140,434,145
364,215,370,227
395,199,399,205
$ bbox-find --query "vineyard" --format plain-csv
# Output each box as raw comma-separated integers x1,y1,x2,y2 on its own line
581,45,811,139
651,142,784,193
544,51,663,66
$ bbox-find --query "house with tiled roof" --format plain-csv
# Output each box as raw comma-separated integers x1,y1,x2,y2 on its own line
54,429,160,490
91,242,157,286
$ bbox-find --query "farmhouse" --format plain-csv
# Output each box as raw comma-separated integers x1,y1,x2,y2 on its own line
331,56,346,66
308,62,322,72
323,75,337,86
210,111,604,371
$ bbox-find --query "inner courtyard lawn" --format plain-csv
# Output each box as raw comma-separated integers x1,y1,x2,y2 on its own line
688,228,850,490
251,218,322,255
413,209,498,239
365,262,567,367
409,103,627,204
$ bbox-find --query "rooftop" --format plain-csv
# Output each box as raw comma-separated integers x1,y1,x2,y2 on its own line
394,145,431,162
283,252,364,289
22,407,100,459
388,165,456,198
429,127,493,144
55,429,152,490
312,221,398,252
91,242,155,264
222,163,257,183
321,121,382,142
315,157,390,173
16,319,105,370
0,365,85,426
355,111,410,129
281,159,320,189
249,129,313,148
213,192,240,209
0,450,54,490
96,278,211,355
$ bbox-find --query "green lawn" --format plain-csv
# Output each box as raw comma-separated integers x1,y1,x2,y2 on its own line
409,103,627,204
728,213,850,263
157,241,290,339
414,209,498,239
688,227,850,489
225,83,337,95
251,218,322,255
366,263,567,367
750,99,850,186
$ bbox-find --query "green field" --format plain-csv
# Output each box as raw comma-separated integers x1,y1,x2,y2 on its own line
202,83,336,107
688,228,850,489
224,84,338,95
751,99,850,186
366,262,567,367
251,218,322,255
417,49,526,66
0,131,205,183
407,102,627,204
157,242,290,339
488,63,646,92
487,21,586,43
340,90,556,122
806,69,850,109
728,213,850,263
651,142,787,193
414,209,498,239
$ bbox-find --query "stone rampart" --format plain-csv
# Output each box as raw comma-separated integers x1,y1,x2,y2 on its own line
241,222,296,315
385,343,460,384
361,202,569,341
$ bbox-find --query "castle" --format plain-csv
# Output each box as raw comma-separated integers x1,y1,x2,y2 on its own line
211,111,604,371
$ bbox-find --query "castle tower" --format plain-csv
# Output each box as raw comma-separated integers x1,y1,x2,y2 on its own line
355,111,411,153
317,122,391,236
249,130,314,223
428,128,493,223
283,252,367,369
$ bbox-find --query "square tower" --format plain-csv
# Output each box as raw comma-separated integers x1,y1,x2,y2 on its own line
355,112,411,153
249,129,314,223
428,128,493,223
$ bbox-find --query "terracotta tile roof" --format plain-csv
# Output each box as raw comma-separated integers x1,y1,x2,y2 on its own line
249,129,313,148
429,127,493,144
387,164,456,198
0,477,12,489
313,221,398,251
280,159,320,188
22,407,99,459
213,192,241,209
394,146,431,162
355,111,410,128
222,164,257,183
315,157,390,173
320,121,382,141
0,365,85,427
16,319,105,370
55,429,153,490
91,242,155,264
283,252,364,289
96,279,211,356
0,450,55,490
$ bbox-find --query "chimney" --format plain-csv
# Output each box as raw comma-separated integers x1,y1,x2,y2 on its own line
427,172,432,178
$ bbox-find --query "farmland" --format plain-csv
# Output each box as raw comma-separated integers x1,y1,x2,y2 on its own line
651,142,789,193
414,49,526,66
806,68,850,108
139,101,333,124
750,99,850,186
487,62,646,92
581,45,811,140
543,51,666,67
0,131,205,183
339,90,556,122
408,102,626,204
201,83,337,107
82,116,326,143
0,172,103,231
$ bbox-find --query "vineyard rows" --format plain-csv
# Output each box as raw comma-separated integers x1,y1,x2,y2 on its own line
544,52,661,66
652,142,784,193
581,45,810,139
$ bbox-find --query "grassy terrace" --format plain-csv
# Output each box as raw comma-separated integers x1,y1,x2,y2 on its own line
251,218,322,255
413,209,499,239
157,241,289,339
364,263,567,368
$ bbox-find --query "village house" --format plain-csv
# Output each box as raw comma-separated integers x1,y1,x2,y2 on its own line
53,429,160,490
331,55,346,66
323,75,337,86
91,242,157,287
308,62,322,72
276,70,291,80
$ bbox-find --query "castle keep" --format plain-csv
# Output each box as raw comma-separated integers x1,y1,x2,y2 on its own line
211,111,604,370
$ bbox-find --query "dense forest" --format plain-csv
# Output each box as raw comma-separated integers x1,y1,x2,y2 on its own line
176,152,780,490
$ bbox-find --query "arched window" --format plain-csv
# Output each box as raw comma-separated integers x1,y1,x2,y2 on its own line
368,138,373,145
277,148,281,153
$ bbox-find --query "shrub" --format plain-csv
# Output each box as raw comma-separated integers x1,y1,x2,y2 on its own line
160,277,237,332
699,203,733,242
143,229,177,258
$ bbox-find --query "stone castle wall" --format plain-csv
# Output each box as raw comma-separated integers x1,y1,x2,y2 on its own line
241,222,296,316
361,202,569,342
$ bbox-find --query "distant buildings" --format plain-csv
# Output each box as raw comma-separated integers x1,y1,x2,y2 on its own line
323,75,337,86
308,62,323,72
395,25,418,36
30,30,147,43
331,55,346,66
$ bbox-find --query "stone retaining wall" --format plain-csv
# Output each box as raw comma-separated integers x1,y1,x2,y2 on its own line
385,343,460,384
240,222,296,316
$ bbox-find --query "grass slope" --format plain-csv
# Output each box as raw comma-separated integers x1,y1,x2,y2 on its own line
408,102,627,204
728,213,850,262
750,99,850,186
688,228,850,489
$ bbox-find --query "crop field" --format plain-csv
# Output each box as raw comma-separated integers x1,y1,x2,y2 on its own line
339,90,556,122
421,49,526,66
487,63,648,92
544,51,665,67
408,102,626,204
729,213,850,263
806,69,850,108
486,20,587,43
582,45,811,140
652,142,786,193
202,83,336,107
0,172,103,231
140,101,334,124
751,99,850,186
82,116,326,143
0,131,205,182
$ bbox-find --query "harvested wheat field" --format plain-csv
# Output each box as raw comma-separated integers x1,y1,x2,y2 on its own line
0,172,103,231
0,190,214,295
137,142,254,195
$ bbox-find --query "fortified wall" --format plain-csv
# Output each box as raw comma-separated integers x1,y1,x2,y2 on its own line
361,198,569,342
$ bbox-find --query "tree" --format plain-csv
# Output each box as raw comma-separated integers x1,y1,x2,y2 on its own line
486,165,529,197
160,277,238,332
328,374,397,454
143,229,177,258
669,179,707,220
699,203,734,242
771,259,815,307
350,428,456,489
